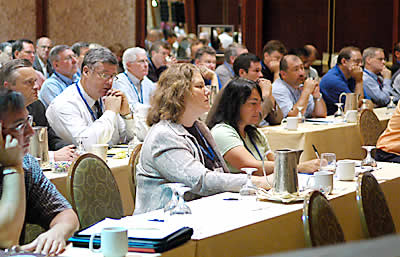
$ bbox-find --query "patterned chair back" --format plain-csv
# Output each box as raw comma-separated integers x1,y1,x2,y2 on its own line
303,190,345,247
358,109,384,146
356,171,396,238
67,153,123,230
128,143,142,211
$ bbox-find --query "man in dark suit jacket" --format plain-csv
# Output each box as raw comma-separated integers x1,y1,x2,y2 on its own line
33,37,53,78
0,59,78,161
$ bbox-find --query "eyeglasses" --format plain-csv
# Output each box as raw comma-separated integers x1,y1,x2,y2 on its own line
3,115,33,134
91,69,118,81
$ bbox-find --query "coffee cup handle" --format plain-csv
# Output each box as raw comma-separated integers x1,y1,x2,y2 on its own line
89,232,101,253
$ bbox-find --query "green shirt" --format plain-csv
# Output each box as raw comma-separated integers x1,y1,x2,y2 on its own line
211,123,271,173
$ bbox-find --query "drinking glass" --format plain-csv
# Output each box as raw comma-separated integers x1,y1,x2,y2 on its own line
386,96,396,115
164,183,184,215
297,106,305,123
320,153,336,173
334,103,344,119
239,167,258,196
170,186,192,215
361,146,377,168
75,137,88,156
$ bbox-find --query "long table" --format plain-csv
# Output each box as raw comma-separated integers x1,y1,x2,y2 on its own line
60,162,400,257
45,157,135,216
260,107,391,162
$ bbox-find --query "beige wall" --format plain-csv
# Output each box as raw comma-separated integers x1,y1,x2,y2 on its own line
0,0,36,42
48,0,136,49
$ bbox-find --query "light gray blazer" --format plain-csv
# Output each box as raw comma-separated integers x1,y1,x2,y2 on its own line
134,119,247,214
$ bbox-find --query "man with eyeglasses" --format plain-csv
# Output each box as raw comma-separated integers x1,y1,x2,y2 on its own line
113,47,155,108
39,45,79,108
0,89,79,255
12,39,45,89
46,47,134,149
113,47,155,148
1,59,78,161
33,37,53,78
362,47,394,107
320,46,371,115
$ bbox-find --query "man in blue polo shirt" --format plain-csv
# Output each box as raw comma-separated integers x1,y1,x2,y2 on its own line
320,46,370,115
39,45,79,108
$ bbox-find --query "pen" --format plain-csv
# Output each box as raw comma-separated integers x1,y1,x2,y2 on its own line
312,144,320,159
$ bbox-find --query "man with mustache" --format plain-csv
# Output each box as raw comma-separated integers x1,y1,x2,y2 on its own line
272,54,327,118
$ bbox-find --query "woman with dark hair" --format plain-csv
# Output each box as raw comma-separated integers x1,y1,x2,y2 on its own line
134,64,272,214
207,77,319,175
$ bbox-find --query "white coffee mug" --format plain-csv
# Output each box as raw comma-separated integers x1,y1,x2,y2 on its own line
336,160,355,180
345,110,358,123
306,171,333,194
90,144,109,161
282,116,298,130
89,227,128,257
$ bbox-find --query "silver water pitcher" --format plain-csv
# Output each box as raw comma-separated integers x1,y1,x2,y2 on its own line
29,126,49,164
339,92,360,113
273,149,303,194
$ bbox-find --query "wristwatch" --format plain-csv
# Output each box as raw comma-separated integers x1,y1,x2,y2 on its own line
2,167,17,176
121,112,134,120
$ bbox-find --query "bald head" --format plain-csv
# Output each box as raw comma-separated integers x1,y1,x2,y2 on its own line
36,37,53,62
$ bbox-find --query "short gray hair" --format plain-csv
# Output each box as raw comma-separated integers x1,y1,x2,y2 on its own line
122,47,147,71
363,47,383,64
224,43,246,63
49,45,71,64
81,47,118,71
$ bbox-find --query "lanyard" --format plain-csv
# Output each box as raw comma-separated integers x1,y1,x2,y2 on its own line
260,61,267,70
75,83,102,121
224,61,235,76
364,69,383,89
194,126,216,161
240,132,263,160
124,72,143,103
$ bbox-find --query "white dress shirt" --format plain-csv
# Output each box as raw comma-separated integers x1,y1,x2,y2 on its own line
46,81,135,150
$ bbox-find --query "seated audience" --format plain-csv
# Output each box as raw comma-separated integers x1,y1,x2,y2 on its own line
12,39,45,88
215,43,248,87
207,78,319,174
0,89,79,254
376,101,400,162
39,45,79,108
134,63,271,214
147,41,171,82
46,48,134,149
1,59,77,161
33,37,53,78
261,40,287,82
319,46,370,115
272,55,327,118
362,47,393,106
